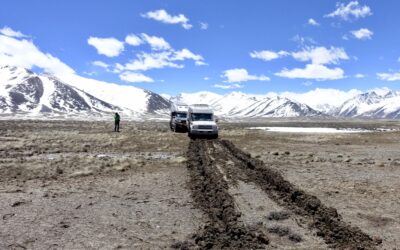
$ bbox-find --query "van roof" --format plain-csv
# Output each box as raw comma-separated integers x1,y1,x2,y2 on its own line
188,104,214,114
171,102,189,112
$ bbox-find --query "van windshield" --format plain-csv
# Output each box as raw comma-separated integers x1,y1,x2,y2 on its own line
176,112,187,118
191,113,213,121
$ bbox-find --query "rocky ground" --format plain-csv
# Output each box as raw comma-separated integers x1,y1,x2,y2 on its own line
0,119,399,249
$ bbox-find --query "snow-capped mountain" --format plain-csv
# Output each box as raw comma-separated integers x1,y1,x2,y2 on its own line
3,65,400,119
225,96,322,118
168,91,322,118
0,66,170,117
336,89,400,118
170,91,223,107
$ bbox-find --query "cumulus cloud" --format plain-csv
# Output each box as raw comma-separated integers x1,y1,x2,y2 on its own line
125,34,143,46
213,83,243,89
308,18,320,26
0,33,75,75
355,73,365,78
0,26,27,38
118,47,205,72
200,22,209,30
87,37,124,57
92,60,109,69
85,32,205,83
351,28,373,40
123,51,183,71
172,48,204,62
291,46,349,65
119,71,154,83
291,35,317,46
222,68,270,83
141,9,192,29
250,46,349,81
250,50,288,61
140,33,171,51
275,64,345,81
377,72,400,81
325,1,372,21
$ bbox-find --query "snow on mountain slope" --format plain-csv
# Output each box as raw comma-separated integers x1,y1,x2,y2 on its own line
354,94,400,118
60,74,150,113
169,91,322,118
211,92,264,115
0,66,121,115
227,96,321,117
4,65,400,119
336,89,400,118
169,91,223,106
0,66,171,117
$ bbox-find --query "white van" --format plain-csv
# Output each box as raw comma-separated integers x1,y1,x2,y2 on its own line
187,104,218,139
170,103,189,132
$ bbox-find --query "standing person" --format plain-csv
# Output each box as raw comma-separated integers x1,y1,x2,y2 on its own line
114,112,120,132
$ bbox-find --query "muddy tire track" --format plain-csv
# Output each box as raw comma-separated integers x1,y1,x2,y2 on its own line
178,139,269,249
217,139,379,250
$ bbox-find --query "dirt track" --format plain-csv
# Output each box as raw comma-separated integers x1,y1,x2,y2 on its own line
182,138,379,249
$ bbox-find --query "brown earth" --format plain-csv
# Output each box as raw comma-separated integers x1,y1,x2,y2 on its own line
0,119,399,249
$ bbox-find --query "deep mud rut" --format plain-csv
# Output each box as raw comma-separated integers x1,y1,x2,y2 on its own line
183,139,381,249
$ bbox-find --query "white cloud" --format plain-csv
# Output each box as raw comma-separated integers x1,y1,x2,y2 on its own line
200,22,209,30
124,51,183,71
173,48,204,62
0,26,27,38
325,1,372,21
92,60,109,68
377,72,400,81
120,47,205,72
140,33,171,51
141,9,192,29
213,83,243,89
275,64,345,81
125,34,143,46
292,35,317,46
87,37,124,57
0,34,75,75
195,61,208,66
351,28,373,40
302,81,313,86
250,50,288,61
83,71,97,76
252,46,350,81
222,68,270,83
308,18,320,26
355,73,365,78
291,46,349,65
119,71,154,83
203,77,210,81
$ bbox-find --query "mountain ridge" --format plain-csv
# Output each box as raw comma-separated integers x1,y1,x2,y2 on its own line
2,65,400,119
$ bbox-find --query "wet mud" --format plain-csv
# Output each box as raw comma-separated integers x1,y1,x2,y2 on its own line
218,139,380,249
180,139,269,249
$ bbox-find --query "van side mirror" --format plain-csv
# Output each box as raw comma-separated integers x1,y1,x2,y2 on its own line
215,118,219,123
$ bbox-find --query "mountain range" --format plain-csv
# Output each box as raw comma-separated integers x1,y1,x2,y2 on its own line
1,65,400,119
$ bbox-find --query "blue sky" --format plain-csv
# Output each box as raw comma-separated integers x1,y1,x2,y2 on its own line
1,0,400,95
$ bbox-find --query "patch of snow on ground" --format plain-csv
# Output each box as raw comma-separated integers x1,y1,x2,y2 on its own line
248,127,372,133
